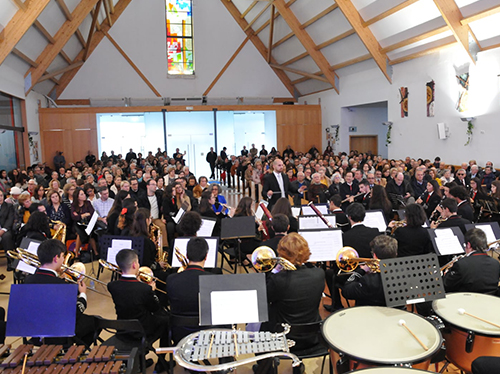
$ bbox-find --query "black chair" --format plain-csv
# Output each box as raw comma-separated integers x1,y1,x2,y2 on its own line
219,239,254,274
166,314,200,372
278,321,332,374
93,316,150,374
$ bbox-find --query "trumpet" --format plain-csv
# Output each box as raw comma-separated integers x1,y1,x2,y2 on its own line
8,248,110,296
251,246,296,272
336,246,380,273
98,259,167,293
174,247,188,273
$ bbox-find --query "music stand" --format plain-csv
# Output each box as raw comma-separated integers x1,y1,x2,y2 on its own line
7,284,77,338
363,209,387,232
98,235,145,280
379,254,445,308
198,273,268,326
466,221,500,254
220,216,256,274
428,227,465,256
298,229,343,262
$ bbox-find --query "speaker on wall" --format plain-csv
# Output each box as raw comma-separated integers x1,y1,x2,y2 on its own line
437,123,447,140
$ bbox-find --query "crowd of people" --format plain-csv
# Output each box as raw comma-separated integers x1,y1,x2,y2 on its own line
1,144,499,373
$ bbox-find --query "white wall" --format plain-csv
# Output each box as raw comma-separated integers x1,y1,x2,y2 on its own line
25,91,47,165
300,45,500,166
60,0,291,100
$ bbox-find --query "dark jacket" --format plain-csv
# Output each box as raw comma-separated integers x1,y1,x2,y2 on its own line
393,226,433,257
262,172,291,210
342,270,386,306
342,224,379,259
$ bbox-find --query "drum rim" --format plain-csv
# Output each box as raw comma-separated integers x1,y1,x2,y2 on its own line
352,368,435,373
432,292,500,337
321,306,443,365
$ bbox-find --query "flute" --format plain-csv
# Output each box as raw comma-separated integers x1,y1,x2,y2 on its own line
308,202,334,229
341,192,364,203
259,203,273,221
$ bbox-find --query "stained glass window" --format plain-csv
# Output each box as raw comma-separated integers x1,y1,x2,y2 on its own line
166,0,194,75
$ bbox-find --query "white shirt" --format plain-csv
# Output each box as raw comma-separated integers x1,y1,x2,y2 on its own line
148,194,159,219
274,172,285,198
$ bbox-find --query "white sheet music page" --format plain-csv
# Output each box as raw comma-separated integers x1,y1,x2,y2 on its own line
299,229,343,261
301,205,328,215
435,235,464,255
362,211,386,232
197,219,216,237
299,215,336,230
211,290,259,325
16,241,40,274
476,225,496,246
107,239,133,265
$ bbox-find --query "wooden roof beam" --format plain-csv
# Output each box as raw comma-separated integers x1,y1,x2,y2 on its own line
48,0,144,99
25,0,101,94
0,0,51,66
335,0,392,83
461,5,500,25
381,26,448,53
33,20,56,43
84,0,103,61
271,64,330,82
38,62,84,83
108,0,114,13
433,0,476,63
221,0,299,98
244,1,272,32
103,0,113,27
274,0,339,93
267,5,275,63
254,0,297,34
241,1,258,19
55,0,73,20
389,41,457,65
363,0,418,27
12,48,60,85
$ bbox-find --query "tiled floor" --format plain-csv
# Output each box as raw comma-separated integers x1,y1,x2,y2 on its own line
0,185,465,373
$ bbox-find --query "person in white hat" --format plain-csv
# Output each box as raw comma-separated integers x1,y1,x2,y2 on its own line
5,186,22,208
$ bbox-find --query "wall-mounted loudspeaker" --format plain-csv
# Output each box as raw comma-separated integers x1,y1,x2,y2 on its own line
437,123,447,140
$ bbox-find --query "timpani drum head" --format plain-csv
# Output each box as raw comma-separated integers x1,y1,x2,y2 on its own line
432,292,500,335
322,307,442,365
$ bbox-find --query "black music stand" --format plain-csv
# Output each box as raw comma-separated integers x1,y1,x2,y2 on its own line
98,235,145,280
379,254,445,308
220,216,256,274
428,227,465,256
199,273,268,326
7,284,77,338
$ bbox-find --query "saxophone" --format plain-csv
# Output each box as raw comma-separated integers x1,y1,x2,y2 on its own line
150,222,170,269
51,220,67,243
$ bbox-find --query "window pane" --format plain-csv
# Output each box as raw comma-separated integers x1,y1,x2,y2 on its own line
166,0,193,75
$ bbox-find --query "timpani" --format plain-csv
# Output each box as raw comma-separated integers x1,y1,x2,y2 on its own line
433,292,500,373
322,307,442,373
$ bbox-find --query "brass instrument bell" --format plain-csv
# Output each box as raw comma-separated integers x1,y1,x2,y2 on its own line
336,246,380,273
251,246,297,272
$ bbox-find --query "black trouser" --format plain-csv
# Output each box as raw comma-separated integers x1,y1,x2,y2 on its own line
209,163,215,179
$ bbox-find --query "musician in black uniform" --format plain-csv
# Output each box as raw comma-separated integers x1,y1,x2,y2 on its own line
416,180,442,218
328,194,350,232
430,198,471,233
390,204,433,257
354,179,371,209
25,239,95,346
342,235,398,306
449,185,474,222
443,228,500,293
107,249,168,348
261,214,289,254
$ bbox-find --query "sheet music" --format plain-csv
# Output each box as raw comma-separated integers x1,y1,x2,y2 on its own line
299,229,343,261
107,239,132,265
255,201,268,220
299,215,336,230
363,211,387,232
173,207,185,224
435,228,455,238
85,211,99,235
476,224,497,246
173,238,218,268
16,241,40,274
197,219,216,237
291,207,301,218
301,204,328,215
435,235,465,255
211,290,259,325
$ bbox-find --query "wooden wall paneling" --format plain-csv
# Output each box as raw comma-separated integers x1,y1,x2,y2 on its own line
71,128,98,161
42,130,65,168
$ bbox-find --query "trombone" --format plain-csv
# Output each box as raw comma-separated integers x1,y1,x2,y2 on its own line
251,246,296,272
336,246,380,273
99,259,167,294
8,248,110,297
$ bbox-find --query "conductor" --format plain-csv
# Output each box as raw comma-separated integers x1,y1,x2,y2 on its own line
262,158,290,211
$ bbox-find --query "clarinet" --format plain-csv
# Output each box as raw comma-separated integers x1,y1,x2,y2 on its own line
308,202,334,229
259,203,273,221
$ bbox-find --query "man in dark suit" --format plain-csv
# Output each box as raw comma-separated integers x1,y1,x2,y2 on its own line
166,237,215,343
354,179,371,210
386,172,414,209
449,186,474,222
410,168,427,198
443,228,500,293
125,148,137,163
206,147,217,179
324,203,379,312
262,214,289,254
25,239,94,346
289,172,309,207
108,249,168,342
0,190,15,254
342,235,397,306
430,198,471,234
454,169,469,189
339,172,359,210
138,179,167,246
262,158,290,211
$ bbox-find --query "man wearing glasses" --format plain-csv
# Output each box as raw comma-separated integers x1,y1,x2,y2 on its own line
455,169,469,188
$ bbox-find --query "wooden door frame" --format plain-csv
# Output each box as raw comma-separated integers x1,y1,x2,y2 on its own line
349,135,378,155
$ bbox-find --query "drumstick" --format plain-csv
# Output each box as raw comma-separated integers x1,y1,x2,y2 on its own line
458,308,500,329
398,319,429,351
206,332,214,359
21,353,28,374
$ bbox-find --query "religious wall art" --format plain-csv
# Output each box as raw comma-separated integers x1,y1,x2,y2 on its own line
426,80,435,117
456,72,469,113
399,87,408,118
